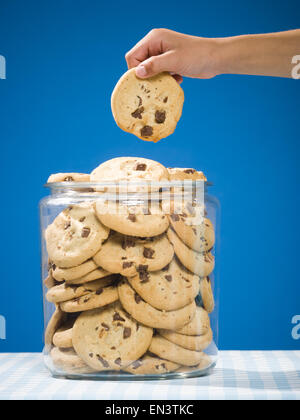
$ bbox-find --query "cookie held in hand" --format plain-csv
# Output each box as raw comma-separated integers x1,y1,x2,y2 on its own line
111,69,184,142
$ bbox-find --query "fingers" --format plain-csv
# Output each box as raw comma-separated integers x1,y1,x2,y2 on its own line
125,29,164,69
135,51,178,78
125,28,182,82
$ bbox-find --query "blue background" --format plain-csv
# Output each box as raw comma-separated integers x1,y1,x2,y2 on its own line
0,0,299,352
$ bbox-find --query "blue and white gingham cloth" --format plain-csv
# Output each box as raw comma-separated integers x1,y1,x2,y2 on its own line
0,351,299,400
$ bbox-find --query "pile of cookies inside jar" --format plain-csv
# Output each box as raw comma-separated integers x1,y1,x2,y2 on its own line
43,156,217,378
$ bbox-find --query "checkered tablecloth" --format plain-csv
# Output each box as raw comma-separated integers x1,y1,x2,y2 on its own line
0,351,299,400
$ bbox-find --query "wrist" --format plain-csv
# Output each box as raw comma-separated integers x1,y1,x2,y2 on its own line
212,37,236,76
193,37,224,78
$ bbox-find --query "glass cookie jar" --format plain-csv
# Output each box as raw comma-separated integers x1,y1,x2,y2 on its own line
40,180,220,380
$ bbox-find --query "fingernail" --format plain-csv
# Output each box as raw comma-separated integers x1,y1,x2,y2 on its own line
136,65,147,77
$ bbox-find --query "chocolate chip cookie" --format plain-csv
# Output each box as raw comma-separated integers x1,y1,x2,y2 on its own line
51,259,99,282
45,305,67,351
149,335,206,367
60,283,119,313
47,173,90,183
124,354,179,375
176,353,212,373
159,327,213,352
93,232,174,277
168,212,215,253
53,318,75,348
111,69,184,142
174,306,211,336
50,347,97,374
46,276,115,303
90,156,169,183
95,200,169,237
167,168,207,181
72,302,153,371
45,203,110,268
199,277,215,313
167,228,214,277
118,280,196,330
127,258,200,311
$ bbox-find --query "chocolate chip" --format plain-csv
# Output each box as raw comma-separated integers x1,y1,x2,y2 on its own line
64,222,71,230
97,355,109,368
83,297,90,303
132,360,142,369
137,265,149,283
137,95,142,106
122,261,134,269
111,346,116,350
165,275,172,282
81,227,90,238
139,271,149,283
131,106,144,119
79,217,86,222
123,327,131,339
113,312,125,322
155,110,166,124
101,323,109,331
89,353,93,358
127,214,137,222
122,238,136,249
64,176,74,181
140,125,153,138
52,263,56,271
95,288,103,295
163,97,168,103
134,293,142,304
184,169,196,174
161,363,166,369
136,163,147,171
143,247,155,259
114,358,122,366
170,214,180,222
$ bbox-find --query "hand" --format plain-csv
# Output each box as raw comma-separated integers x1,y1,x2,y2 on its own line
125,28,220,82
126,28,300,80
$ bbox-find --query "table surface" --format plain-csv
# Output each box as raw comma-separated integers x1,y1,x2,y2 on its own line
0,351,299,400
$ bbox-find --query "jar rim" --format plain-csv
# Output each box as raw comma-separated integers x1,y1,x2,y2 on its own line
45,180,212,190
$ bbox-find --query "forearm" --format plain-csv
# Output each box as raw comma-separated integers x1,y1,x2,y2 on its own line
215,30,300,78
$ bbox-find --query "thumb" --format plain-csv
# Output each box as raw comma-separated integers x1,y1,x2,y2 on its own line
136,51,176,78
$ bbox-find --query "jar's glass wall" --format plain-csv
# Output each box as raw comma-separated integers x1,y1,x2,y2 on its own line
40,184,220,380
